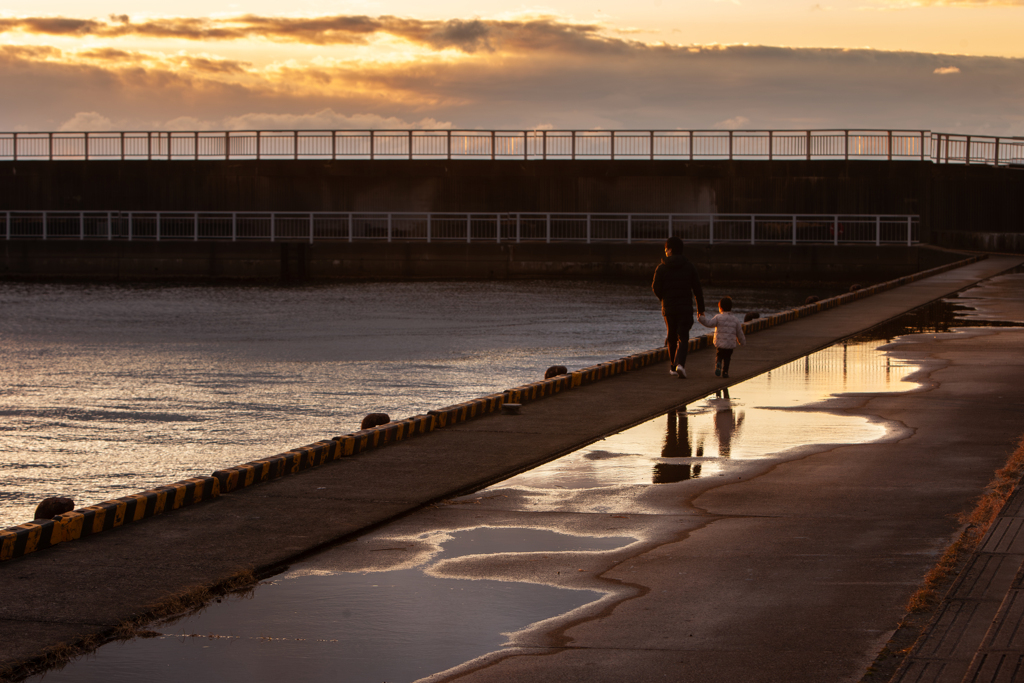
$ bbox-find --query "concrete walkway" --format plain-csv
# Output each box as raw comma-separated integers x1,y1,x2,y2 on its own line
0,255,1022,682
888,271,1024,683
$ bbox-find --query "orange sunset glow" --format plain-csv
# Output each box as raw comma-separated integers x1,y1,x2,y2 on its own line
0,1,1022,134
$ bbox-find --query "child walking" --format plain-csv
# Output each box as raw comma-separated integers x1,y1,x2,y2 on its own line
698,296,745,378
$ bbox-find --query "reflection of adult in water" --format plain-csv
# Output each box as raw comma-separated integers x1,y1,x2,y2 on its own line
713,389,745,458
661,409,697,459
656,408,703,483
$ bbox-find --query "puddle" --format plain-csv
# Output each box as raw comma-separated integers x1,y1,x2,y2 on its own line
852,294,1024,341
482,286,1024,497
488,337,920,493
31,528,631,683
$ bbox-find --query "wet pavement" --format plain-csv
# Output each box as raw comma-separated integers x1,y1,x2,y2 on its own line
3,255,1023,683
30,336,916,682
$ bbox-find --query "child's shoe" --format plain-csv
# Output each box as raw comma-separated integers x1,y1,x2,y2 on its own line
722,371,729,378
715,360,722,377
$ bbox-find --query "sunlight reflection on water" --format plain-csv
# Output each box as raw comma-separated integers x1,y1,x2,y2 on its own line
487,338,921,491
0,280,827,527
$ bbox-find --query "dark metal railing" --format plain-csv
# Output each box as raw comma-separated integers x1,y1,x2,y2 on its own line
0,129,1020,166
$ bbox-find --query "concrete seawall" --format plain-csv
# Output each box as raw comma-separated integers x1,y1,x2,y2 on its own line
0,254,988,564
0,241,967,282
4,159,1023,249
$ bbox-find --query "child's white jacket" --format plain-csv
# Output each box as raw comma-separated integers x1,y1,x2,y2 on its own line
698,312,746,349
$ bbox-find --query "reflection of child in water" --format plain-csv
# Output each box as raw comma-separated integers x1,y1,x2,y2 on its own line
714,403,744,458
698,296,746,379
709,388,745,458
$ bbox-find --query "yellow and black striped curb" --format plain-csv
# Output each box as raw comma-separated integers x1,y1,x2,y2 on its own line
0,477,219,561
0,254,985,562
426,394,506,428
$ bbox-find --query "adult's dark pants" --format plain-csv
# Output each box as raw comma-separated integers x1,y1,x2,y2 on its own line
663,310,694,369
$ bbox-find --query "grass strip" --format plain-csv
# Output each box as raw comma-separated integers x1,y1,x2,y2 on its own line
862,434,1024,680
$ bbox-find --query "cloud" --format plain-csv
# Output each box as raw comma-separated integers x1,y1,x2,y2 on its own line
162,115,215,131
174,55,249,75
1,19,1023,136
77,48,141,62
0,17,106,36
934,66,961,74
714,116,752,129
0,44,63,60
0,14,612,54
222,110,452,130
58,111,117,130
53,108,452,133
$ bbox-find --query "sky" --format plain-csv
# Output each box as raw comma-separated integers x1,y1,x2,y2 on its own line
1,0,1022,136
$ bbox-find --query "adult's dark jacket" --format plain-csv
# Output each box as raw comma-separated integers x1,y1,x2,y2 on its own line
652,254,705,316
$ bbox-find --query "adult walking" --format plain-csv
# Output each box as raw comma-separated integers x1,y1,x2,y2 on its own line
652,235,705,378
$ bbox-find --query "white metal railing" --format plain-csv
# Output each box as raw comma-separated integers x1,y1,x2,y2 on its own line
0,211,920,245
0,129,1020,166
